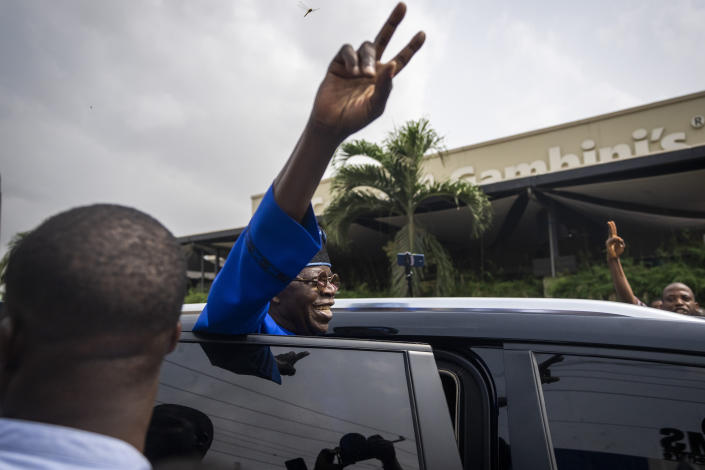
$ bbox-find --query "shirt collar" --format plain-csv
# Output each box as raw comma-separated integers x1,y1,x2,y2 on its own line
0,417,151,469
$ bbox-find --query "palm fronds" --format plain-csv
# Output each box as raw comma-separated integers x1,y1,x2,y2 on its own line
414,181,492,237
325,118,491,296
325,190,396,245
336,140,386,166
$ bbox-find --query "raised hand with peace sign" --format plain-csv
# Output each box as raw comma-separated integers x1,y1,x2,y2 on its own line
309,3,425,139
274,2,425,221
604,220,640,305
605,220,625,259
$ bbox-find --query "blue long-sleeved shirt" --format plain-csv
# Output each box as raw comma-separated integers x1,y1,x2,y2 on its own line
193,185,321,335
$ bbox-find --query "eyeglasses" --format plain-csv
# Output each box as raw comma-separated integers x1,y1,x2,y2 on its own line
292,272,340,292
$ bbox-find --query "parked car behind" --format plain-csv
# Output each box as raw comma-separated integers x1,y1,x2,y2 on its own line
156,298,705,470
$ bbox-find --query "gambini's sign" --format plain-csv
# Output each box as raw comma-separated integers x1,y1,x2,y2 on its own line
449,127,690,185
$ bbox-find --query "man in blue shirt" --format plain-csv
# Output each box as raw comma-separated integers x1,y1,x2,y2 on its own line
194,2,425,336
194,220,339,336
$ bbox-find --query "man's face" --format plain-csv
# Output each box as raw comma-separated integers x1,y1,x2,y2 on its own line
272,266,338,335
661,283,699,315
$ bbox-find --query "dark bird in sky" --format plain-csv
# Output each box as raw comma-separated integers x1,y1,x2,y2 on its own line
298,1,319,17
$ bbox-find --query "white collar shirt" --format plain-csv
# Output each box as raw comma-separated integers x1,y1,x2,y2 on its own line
0,417,151,469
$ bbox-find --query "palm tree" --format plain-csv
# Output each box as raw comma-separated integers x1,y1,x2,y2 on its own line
325,118,491,296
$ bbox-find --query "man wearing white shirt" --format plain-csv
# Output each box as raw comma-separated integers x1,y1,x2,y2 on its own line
0,418,151,469
0,205,185,469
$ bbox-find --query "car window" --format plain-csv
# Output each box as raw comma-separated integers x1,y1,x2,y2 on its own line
153,341,420,469
537,353,705,469
473,347,512,470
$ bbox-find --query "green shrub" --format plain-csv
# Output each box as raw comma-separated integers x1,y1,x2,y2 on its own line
546,264,616,300
184,288,209,304
453,275,544,297
548,240,705,303
179,234,705,303
335,282,390,298
337,274,544,298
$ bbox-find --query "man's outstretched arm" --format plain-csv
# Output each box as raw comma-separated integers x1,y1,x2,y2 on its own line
195,3,425,334
605,220,639,305
273,2,425,222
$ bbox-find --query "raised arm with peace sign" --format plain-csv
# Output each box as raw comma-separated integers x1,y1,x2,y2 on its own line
310,3,425,138
605,220,625,259
605,220,639,305
274,2,425,221
194,3,425,342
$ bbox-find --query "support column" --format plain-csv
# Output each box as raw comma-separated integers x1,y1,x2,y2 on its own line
547,202,559,278
213,247,219,278
199,249,205,291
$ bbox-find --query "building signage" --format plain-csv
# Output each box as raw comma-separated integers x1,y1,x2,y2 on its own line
450,126,690,185
254,92,705,214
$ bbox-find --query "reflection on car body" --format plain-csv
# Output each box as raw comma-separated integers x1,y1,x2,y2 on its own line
156,340,423,469
158,298,705,469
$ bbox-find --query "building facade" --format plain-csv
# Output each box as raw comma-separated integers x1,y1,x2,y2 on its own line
183,91,705,288
252,91,705,215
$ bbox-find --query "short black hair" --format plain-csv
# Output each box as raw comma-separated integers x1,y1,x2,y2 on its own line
4,204,187,342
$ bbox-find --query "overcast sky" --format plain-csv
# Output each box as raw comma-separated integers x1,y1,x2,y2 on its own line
1,0,704,255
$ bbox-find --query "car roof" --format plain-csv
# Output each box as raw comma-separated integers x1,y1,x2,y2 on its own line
181,297,705,355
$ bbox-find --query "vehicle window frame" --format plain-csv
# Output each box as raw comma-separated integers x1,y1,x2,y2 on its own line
504,342,705,368
174,331,462,470
505,342,705,470
438,369,460,441
408,351,466,470
434,349,495,470
503,348,558,470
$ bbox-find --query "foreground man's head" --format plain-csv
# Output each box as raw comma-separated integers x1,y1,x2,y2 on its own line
0,204,187,448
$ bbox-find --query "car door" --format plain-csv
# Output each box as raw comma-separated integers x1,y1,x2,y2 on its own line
504,343,705,470
152,333,462,470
